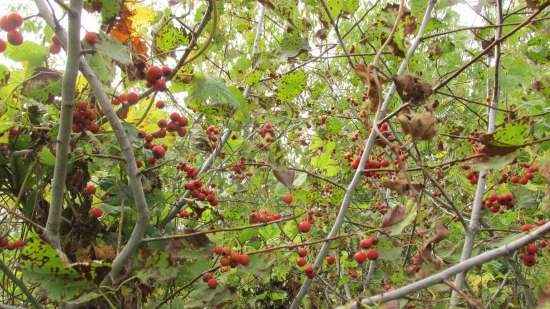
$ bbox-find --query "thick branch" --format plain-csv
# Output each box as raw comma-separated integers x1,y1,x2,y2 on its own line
44,0,82,249
34,0,150,284
449,1,503,306
337,221,550,308
288,1,438,308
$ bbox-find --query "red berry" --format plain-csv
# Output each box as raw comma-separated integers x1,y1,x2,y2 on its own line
521,253,536,267
6,13,24,29
170,112,182,122
90,207,103,218
155,101,165,109
222,247,231,256
520,224,532,232
304,264,315,278
220,257,229,266
207,278,217,289
0,39,6,53
239,254,250,265
153,78,167,91
282,193,293,204
510,175,520,183
296,257,306,267
359,236,377,249
178,210,189,218
161,65,172,77
84,32,100,44
49,43,61,54
146,66,162,83
326,255,336,265
85,183,96,195
127,92,139,105
297,247,308,257
380,159,389,167
0,15,16,32
13,239,25,248
519,177,529,185
152,145,166,158
526,243,538,255
298,221,311,233
52,34,61,45
214,246,223,255
524,172,534,180
354,251,368,264
7,30,23,46
202,272,213,282
366,249,379,260
157,118,167,128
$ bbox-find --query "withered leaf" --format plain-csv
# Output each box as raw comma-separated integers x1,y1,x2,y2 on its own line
382,205,406,228
397,108,438,141
392,74,433,105
93,244,116,261
355,64,388,112
273,168,295,188
75,245,92,263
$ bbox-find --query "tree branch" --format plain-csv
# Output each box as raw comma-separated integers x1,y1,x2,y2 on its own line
288,1,438,308
449,1,503,305
0,259,42,309
338,221,550,308
34,0,150,284
44,0,82,249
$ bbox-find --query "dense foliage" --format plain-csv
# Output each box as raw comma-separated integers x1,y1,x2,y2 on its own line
0,0,549,308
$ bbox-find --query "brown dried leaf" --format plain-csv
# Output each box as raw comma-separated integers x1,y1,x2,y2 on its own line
273,169,295,188
540,162,550,184
397,108,438,141
75,245,92,263
382,205,406,227
93,244,116,261
355,64,387,112
392,74,433,105
477,134,520,156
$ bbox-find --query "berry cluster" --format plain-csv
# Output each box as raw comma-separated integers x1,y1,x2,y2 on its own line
206,125,220,142
49,35,63,54
84,32,100,45
184,179,219,206
258,123,275,143
166,112,188,137
111,91,140,106
372,203,388,214
511,164,538,185
178,209,190,218
353,236,379,264
248,209,282,224
72,101,100,133
176,163,197,178
202,272,218,289
520,238,549,267
373,122,395,147
155,100,165,109
214,246,250,272
483,193,514,213
145,65,169,91
0,12,24,52
0,237,25,250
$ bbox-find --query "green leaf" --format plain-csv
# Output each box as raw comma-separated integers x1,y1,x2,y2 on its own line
0,64,10,86
100,0,122,21
277,71,306,104
154,22,189,55
4,41,49,68
326,0,343,18
20,232,96,301
38,148,56,166
279,32,308,58
95,34,132,65
85,53,115,83
187,76,244,109
493,122,530,146
472,153,515,171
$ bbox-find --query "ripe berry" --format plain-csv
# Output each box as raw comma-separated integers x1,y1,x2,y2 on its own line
13,239,25,248
326,255,336,265
161,65,172,77
49,43,61,54
520,224,532,232
146,66,162,83
52,34,61,45
155,100,165,109
153,78,167,91
157,118,167,128
207,278,217,289
239,254,250,266
90,207,103,218
297,247,307,257
202,272,213,282
182,74,193,84
526,243,538,255
282,193,293,204
521,253,536,267
519,177,528,185
152,145,166,158
127,92,139,105
222,247,231,256
85,183,96,195
6,13,24,29
178,210,189,218
214,246,224,255
84,32,100,44
0,39,6,53
296,257,306,267
359,236,377,249
7,30,23,46
354,251,368,264
366,249,379,260
298,221,311,233
304,264,315,278
510,175,520,183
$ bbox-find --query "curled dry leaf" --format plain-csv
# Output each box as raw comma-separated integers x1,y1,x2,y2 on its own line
93,244,116,261
397,108,438,141
273,168,295,188
381,205,406,228
392,74,433,105
355,63,388,112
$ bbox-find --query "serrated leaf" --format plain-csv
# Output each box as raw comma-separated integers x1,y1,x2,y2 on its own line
154,22,189,55
188,76,243,109
4,41,49,68
95,34,132,65
85,53,115,83
493,122,530,146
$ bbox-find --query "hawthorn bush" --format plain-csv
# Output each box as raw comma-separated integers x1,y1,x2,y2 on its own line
0,0,549,309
